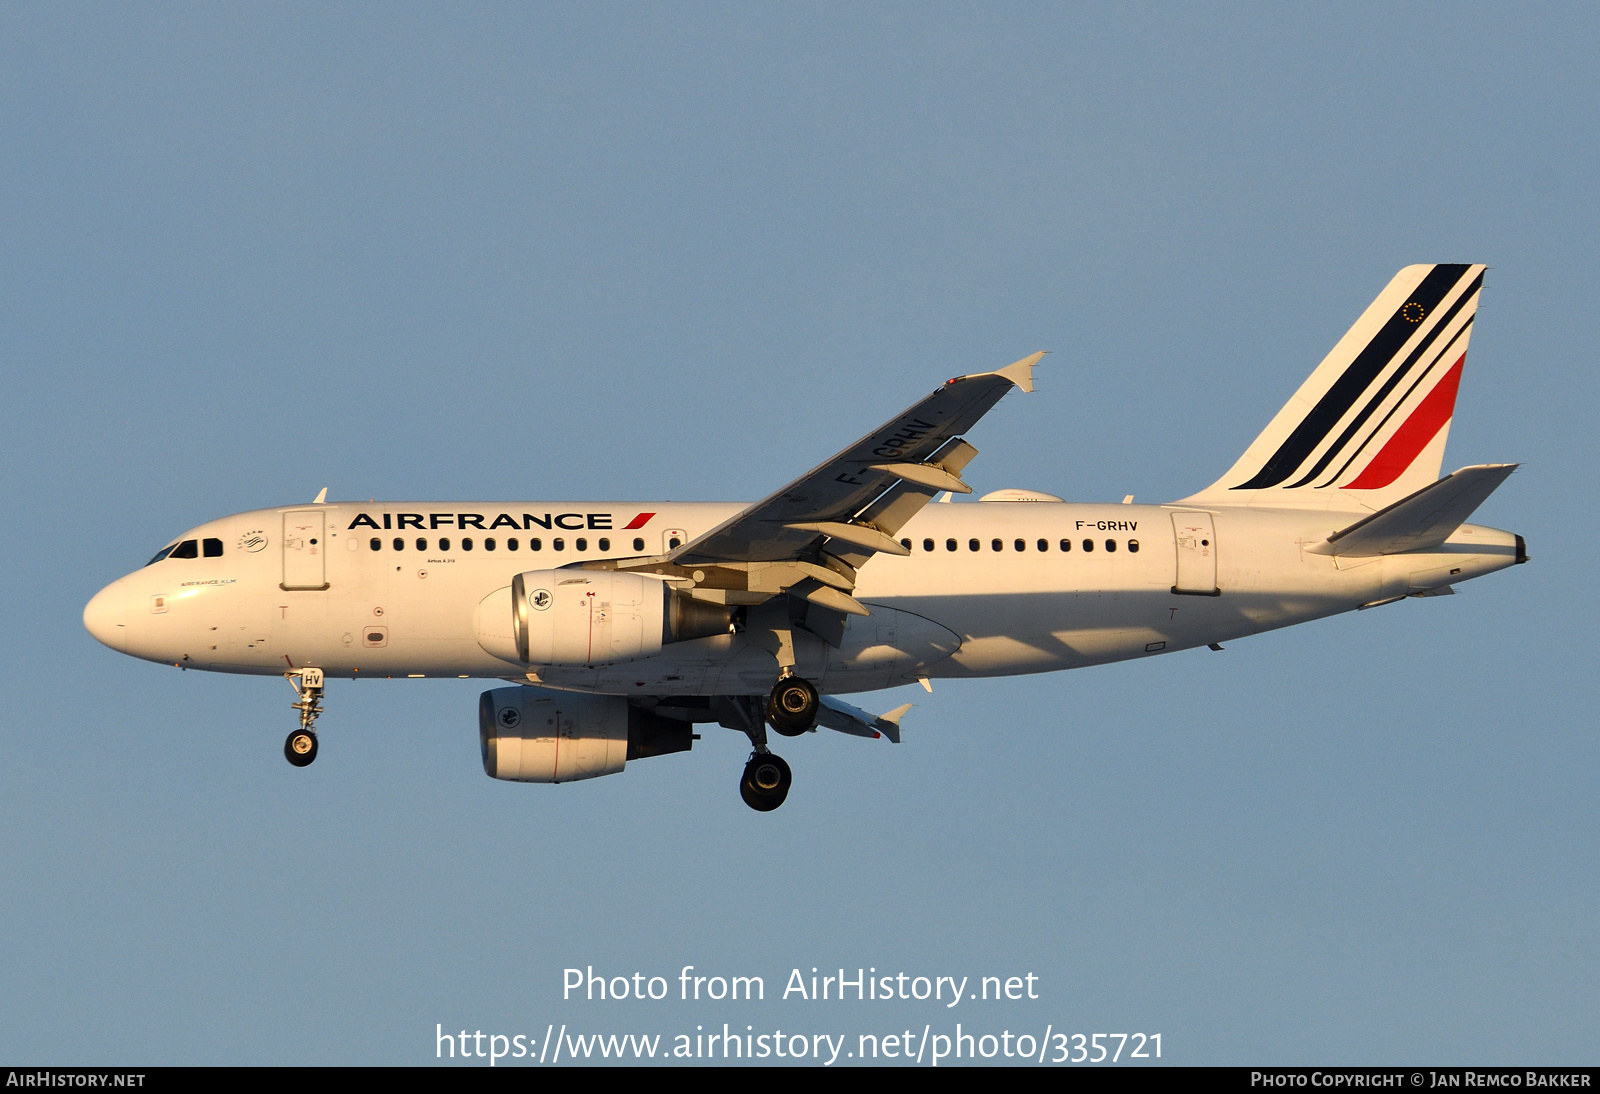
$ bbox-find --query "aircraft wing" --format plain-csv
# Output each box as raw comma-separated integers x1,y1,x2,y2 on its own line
816,696,913,743
673,352,1043,565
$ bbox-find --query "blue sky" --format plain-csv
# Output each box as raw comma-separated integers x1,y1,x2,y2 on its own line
1,4,1595,1064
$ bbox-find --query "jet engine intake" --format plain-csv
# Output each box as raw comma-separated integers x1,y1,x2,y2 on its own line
476,570,733,666
479,686,694,783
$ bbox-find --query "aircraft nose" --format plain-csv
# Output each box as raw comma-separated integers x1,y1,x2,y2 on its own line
83,582,128,650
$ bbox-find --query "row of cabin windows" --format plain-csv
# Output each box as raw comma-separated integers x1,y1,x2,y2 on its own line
146,538,223,565
899,536,1140,555
370,535,650,554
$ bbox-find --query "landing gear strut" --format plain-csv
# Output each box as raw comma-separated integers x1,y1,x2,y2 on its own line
283,667,324,768
767,674,819,736
715,694,796,812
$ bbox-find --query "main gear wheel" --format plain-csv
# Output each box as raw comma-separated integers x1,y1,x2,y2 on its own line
767,676,819,736
740,753,792,812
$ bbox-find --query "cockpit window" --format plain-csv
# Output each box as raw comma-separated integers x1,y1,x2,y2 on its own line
145,543,177,566
169,540,199,559
203,538,223,557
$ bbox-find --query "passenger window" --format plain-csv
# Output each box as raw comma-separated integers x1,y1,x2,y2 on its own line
369,538,381,551
1128,539,1140,553
575,538,587,552
991,538,1003,552
170,540,199,559
900,538,912,550
203,538,223,557
1105,539,1117,552
1037,539,1048,552
393,538,404,551
1082,539,1094,552
599,537,611,552
554,538,565,551
439,537,451,551
462,537,473,551
633,537,645,552
1060,539,1071,552
946,538,957,552
145,544,177,566
1014,538,1025,552
509,538,521,551
968,538,980,552
923,538,934,552
669,537,682,549
415,537,427,551
485,538,497,551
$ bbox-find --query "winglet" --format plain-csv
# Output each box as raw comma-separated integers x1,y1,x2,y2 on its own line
992,351,1045,393
312,487,328,504
874,702,913,744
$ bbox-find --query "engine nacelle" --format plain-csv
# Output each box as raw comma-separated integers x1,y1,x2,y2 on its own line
516,569,662,665
476,569,733,666
479,686,694,783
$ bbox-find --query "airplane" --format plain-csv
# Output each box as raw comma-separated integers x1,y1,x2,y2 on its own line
83,263,1526,811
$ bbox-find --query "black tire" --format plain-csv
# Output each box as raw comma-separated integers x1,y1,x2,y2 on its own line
767,677,818,735
740,753,791,812
284,730,318,767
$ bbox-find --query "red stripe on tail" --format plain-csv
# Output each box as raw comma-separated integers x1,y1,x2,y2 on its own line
1343,356,1465,491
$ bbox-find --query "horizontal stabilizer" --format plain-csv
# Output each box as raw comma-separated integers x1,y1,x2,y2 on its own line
1308,463,1517,557
816,696,912,743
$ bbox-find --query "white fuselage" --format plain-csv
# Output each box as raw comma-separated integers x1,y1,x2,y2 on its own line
83,498,1520,699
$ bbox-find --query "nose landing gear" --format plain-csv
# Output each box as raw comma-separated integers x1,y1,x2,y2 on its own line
284,729,318,767
283,667,324,768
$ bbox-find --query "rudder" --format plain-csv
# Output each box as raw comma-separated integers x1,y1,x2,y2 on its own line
1181,264,1487,513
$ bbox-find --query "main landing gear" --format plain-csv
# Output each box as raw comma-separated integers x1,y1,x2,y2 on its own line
719,676,820,811
767,675,819,737
283,667,324,768
741,753,792,813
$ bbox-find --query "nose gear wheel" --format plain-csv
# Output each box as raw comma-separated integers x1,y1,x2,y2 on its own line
283,668,325,767
284,730,318,767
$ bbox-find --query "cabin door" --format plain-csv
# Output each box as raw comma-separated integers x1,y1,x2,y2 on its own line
1171,511,1219,596
282,510,329,590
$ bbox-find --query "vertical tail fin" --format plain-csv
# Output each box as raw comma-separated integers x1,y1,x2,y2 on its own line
1182,264,1487,513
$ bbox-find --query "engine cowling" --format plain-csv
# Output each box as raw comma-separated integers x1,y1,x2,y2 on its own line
478,686,693,783
475,569,733,666
517,569,662,665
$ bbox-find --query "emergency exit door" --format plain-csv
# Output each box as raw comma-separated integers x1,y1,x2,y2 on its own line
1171,511,1219,596
281,510,329,590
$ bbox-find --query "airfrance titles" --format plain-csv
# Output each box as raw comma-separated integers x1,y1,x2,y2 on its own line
348,512,650,533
